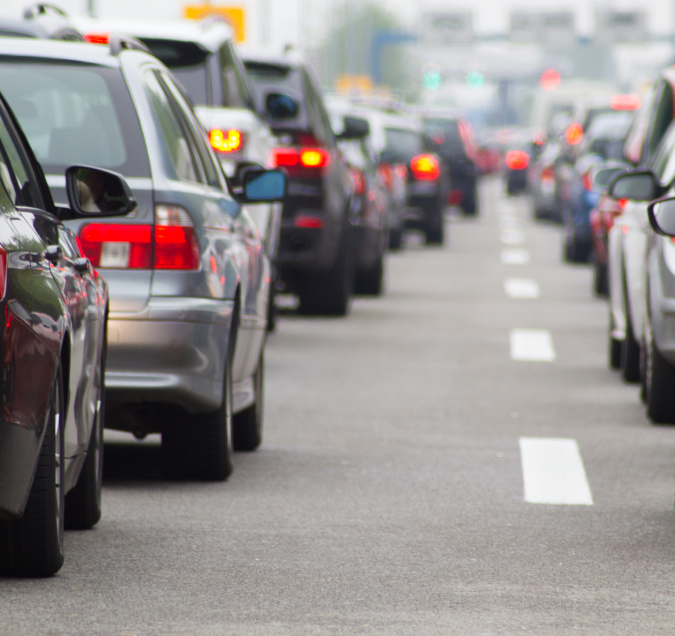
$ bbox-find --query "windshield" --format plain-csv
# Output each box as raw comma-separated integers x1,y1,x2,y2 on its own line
384,128,425,160
0,62,150,177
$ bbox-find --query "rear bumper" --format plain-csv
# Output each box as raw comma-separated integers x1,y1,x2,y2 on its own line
106,297,235,413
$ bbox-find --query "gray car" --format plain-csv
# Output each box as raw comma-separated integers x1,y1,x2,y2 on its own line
0,38,285,480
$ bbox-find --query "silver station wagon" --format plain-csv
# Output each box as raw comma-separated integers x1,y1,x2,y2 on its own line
0,38,286,480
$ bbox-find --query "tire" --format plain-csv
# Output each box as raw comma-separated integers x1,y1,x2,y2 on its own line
298,231,352,316
621,296,641,383
161,347,234,481
462,190,478,216
232,351,264,451
609,336,622,370
0,362,65,577
425,201,444,246
593,259,608,297
65,348,104,530
645,326,675,424
266,277,277,333
388,226,403,250
354,254,384,296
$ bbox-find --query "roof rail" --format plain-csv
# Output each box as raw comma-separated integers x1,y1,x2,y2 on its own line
200,15,229,30
109,35,151,56
23,3,68,19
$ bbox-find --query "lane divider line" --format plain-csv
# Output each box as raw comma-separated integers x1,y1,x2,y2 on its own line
519,438,593,505
504,278,540,299
501,249,530,264
501,229,526,245
510,329,556,361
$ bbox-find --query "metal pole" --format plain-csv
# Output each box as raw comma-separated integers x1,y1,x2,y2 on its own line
87,0,96,18
260,0,269,47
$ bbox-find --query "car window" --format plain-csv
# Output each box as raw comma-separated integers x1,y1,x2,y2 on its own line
140,39,209,106
219,43,248,109
0,62,151,178
160,72,223,190
144,70,200,183
384,128,425,160
647,80,674,160
650,121,675,185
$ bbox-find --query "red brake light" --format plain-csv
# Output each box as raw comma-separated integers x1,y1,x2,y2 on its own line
83,32,110,44
154,205,200,270
79,224,152,269
410,154,440,181
294,215,323,229
611,95,641,111
299,149,329,168
209,129,244,153
377,164,394,191
541,167,554,181
0,247,6,302
78,206,200,271
270,148,299,167
505,150,529,170
448,190,464,205
565,122,583,145
349,168,366,195
582,171,593,191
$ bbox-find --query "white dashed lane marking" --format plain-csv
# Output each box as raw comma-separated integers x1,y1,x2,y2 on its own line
519,438,594,505
501,249,530,264
500,229,526,245
510,329,556,361
504,278,540,299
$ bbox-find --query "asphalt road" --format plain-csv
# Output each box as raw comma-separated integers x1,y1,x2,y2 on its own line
3,176,675,635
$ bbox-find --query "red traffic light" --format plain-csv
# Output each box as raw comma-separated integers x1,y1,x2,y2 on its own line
539,69,561,91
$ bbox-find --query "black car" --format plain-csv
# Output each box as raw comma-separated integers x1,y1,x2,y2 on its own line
242,50,354,316
0,90,136,576
422,114,479,216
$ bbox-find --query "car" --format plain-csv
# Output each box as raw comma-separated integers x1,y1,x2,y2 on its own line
504,146,531,196
606,74,675,382
0,37,286,481
326,101,389,295
422,113,479,216
70,15,283,331
529,138,562,221
0,86,137,576
241,49,355,315
377,113,449,245
0,3,84,42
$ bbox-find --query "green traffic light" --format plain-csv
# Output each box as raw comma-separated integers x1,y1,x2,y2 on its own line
466,71,485,88
423,70,441,90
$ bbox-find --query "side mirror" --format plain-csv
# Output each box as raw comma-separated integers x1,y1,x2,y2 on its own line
590,165,627,194
337,116,370,140
608,170,657,202
240,168,287,203
648,197,675,237
64,166,136,219
265,93,299,120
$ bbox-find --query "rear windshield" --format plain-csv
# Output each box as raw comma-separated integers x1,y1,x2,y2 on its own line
140,39,209,106
244,61,308,129
582,107,614,131
384,128,425,160
423,119,464,156
0,61,150,177
586,111,633,140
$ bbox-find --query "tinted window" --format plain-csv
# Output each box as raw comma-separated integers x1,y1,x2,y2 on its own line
140,39,209,106
244,61,308,130
384,128,425,160
0,62,150,177
648,80,674,159
144,71,199,183
219,44,248,109
424,119,464,157
649,121,675,185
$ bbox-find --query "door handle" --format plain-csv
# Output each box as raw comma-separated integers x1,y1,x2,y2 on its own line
45,245,62,263
74,257,90,274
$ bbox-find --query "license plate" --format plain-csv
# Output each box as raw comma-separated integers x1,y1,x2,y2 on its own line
100,242,130,268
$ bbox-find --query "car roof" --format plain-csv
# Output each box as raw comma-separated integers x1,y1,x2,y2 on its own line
71,16,233,51
239,46,305,69
0,36,131,68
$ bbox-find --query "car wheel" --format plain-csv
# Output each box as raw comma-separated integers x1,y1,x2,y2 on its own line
232,351,264,451
65,348,105,530
298,231,352,316
425,201,445,246
462,190,478,216
354,254,384,296
266,277,277,333
161,347,234,481
621,288,641,383
0,362,65,577
388,226,403,250
645,322,675,424
592,253,608,297
609,336,622,370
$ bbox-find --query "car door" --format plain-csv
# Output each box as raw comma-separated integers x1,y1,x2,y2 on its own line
0,104,100,466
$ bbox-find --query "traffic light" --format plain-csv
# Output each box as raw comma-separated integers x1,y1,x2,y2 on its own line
466,70,485,88
539,69,561,90
423,70,441,90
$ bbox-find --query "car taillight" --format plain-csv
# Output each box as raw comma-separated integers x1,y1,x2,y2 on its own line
209,129,245,153
83,32,110,44
378,164,394,191
448,190,464,205
410,154,440,181
295,215,323,229
565,122,583,145
541,167,554,182
78,206,200,271
349,168,366,195
270,147,329,173
154,205,200,270
270,148,299,167
299,149,329,168
505,150,529,170
79,224,152,269
0,247,6,302
582,171,593,191
611,95,641,111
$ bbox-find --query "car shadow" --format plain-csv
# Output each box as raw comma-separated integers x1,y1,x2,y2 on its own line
103,439,162,482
